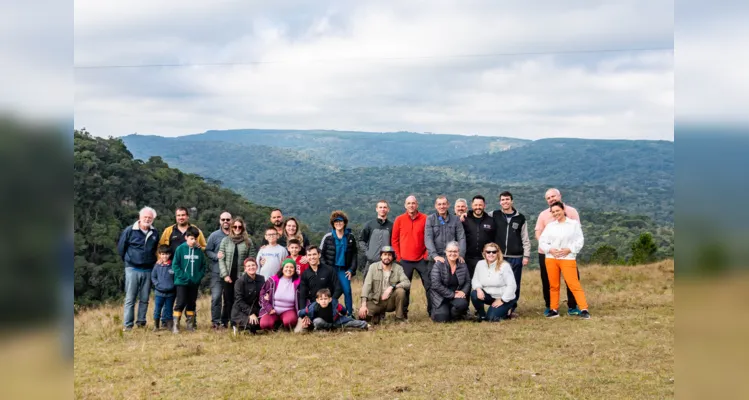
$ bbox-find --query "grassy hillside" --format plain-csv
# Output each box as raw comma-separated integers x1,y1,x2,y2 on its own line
74,261,674,399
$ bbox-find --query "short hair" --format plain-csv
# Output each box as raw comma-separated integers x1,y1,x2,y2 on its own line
157,245,171,255
139,206,157,219
316,288,332,298
184,226,199,238
376,199,389,207
271,208,283,215
287,238,301,247
499,191,513,200
243,257,257,266
445,241,460,251
265,227,278,234
329,210,349,227
306,245,320,254
435,195,449,203
549,201,565,210
176,206,189,216
471,195,486,203
545,188,561,198
455,198,467,205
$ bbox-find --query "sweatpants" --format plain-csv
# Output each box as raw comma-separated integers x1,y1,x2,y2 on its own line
539,253,579,309
365,287,406,319
545,258,588,311
431,298,469,322
401,259,431,317
173,284,199,318
505,257,523,311
469,290,516,321
312,318,368,330
153,295,175,322
259,310,298,330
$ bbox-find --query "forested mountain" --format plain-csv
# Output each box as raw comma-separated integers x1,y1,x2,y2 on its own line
74,130,281,305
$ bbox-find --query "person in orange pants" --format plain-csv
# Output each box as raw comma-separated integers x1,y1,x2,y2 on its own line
538,201,590,319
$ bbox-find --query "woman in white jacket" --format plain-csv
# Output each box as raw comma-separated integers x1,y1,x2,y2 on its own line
538,201,590,319
470,242,517,322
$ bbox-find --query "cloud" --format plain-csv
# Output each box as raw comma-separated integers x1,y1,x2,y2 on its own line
75,0,675,139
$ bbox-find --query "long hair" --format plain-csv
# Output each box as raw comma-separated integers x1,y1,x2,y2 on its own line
229,217,252,247
283,217,304,244
482,242,504,272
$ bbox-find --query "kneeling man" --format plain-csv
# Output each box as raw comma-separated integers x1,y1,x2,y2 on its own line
358,246,410,324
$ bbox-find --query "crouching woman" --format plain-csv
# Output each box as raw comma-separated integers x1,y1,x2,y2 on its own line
429,241,471,322
259,258,301,330
470,243,517,322
231,258,265,333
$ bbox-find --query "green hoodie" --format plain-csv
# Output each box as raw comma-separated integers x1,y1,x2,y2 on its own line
172,242,207,286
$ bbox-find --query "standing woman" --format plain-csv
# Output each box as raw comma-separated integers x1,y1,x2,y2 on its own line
258,259,301,330
320,210,359,316
538,201,590,319
470,242,517,322
429,241,471,322
217,217,256,328
231,257,265,334
279,217,311,255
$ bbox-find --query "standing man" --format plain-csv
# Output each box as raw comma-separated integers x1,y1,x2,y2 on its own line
462,195,496,278
535,188,582,316
262,209,285,245
492,191,531,316
391,195,429,319
205,211,232,329
358,200,393,279
117,207,160,331
159,207,207,255
425,196,466,266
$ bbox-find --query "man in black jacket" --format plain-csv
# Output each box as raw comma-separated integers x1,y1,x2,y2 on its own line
492,191,531,315
358,200,393,279
461,195,496,278
295,245,341,331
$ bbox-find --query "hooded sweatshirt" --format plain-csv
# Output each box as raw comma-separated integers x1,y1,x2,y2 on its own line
171,242,207,286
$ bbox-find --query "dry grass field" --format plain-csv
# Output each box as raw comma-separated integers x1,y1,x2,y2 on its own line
74,261,674,399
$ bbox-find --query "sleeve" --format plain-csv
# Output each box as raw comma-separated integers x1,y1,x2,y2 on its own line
159,226,171,246
117,227,130,261
218,238,229,278
151,267,158,289
198,229,208,250
297,273,308,310
348,235,358,276
501,265,517,302
259,279,272,312
459,265,471,295
534,214,545,240
538,225,553,254
456,221,466,258
429,263,454,299
396,267,411,290
247,238,257,259
521,222,531,258
171,248,183,283
358,222,371,258
570,222,584,255
298,303,311,318
331,268,342,300
424,217,437,260
234,279,251,314
204,233,219,261
471,261,482,290
360,265,373,302
391,218,401,261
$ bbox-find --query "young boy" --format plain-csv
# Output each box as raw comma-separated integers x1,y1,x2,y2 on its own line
287,239,309,275
298,289,370,331
171,227,207,333
151,245,176,331
257,227,288,279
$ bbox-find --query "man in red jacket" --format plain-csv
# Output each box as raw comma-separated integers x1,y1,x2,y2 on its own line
391,195,429,319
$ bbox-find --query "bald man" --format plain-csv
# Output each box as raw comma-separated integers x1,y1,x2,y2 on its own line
391,195,429,319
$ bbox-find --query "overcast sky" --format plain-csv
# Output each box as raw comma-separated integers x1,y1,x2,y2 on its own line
74,1,675,140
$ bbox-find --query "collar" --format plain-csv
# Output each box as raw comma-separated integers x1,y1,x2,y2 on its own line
132,221,154,231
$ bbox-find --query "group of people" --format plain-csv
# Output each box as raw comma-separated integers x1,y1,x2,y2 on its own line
116,188,591,333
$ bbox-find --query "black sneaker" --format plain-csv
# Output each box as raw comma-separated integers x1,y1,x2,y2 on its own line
580,310,591,319
546,309,559,318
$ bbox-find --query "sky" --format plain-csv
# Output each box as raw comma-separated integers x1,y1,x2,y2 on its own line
73,1,676,140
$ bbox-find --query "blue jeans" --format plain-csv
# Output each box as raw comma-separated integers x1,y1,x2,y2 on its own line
153,295,175,321
123,267,152,327
336,268,353,315
470,290,516,321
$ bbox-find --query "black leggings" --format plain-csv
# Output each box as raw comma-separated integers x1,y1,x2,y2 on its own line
173,285,199,316
221,281,235,325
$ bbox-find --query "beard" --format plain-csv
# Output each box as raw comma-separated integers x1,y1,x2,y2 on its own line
273,221,283,227
381,258,392,266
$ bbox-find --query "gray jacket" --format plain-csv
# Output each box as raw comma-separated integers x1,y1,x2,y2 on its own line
425,213,466,260
358,217,393,263
205,229,228,275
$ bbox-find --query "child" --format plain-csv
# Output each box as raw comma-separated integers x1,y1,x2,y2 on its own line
171,227,207,333
298,289,370,331
257,228,289,279
287,239,309,275
151,245,176,331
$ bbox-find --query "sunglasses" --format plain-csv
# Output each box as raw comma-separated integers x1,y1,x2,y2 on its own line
221,218,231,221
485,250,498,254
232,225,244,229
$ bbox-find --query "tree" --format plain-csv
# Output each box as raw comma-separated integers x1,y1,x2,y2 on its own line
590,245,619,265
630,232,658,265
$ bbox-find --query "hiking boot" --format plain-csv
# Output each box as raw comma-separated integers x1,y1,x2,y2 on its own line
172,316,181,334
185,315,196,332
152,319,161,331
567,307,581,316
191,313,198,329
579,310,591,319
546,309,559,319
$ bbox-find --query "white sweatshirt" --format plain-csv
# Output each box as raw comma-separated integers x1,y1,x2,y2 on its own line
538,218,584,260
471,260,517,302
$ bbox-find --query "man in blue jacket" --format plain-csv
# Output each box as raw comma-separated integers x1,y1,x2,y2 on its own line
117,207,160,331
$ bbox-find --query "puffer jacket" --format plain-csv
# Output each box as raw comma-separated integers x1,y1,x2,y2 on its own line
429,260,471,311
218,236,257,278
320,230,358,275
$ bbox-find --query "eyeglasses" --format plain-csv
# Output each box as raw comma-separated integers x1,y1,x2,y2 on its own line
221,218,231,222
265,233,278,237
485,250,498,254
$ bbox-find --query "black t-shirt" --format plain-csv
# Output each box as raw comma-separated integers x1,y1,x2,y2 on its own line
316,304,334,323
230,243,239,280
447,270,459,292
